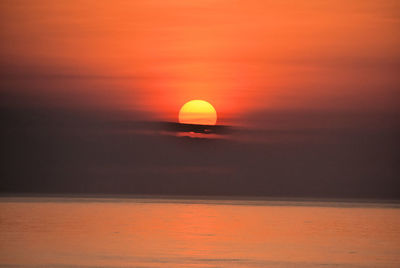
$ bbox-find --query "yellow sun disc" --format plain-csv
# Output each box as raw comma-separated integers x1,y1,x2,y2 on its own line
178,100,217,125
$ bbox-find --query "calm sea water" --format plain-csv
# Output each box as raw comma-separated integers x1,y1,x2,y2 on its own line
0,197,399,267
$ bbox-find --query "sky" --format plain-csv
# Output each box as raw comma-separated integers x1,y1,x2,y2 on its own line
0,0,399,198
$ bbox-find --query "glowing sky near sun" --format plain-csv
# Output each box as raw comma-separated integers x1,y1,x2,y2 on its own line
0,0,399,125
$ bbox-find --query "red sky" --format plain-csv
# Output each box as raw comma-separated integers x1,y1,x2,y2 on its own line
1,0,399,198
1,0,399,125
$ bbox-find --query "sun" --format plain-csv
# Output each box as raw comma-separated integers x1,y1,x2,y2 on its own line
178,100,217,125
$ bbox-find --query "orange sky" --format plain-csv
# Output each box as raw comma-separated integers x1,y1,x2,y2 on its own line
1,0,399,124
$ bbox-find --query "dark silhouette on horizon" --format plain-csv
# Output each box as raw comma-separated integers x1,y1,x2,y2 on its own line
163,122,233,134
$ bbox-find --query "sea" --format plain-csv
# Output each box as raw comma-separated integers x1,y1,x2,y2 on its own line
0,196,399,267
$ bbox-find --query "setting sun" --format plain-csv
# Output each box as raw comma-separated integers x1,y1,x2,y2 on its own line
178,100,217,125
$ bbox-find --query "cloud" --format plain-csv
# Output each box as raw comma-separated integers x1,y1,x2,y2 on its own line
1,103,399,198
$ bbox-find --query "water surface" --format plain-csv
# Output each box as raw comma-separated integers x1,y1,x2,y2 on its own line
1,197,399,267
